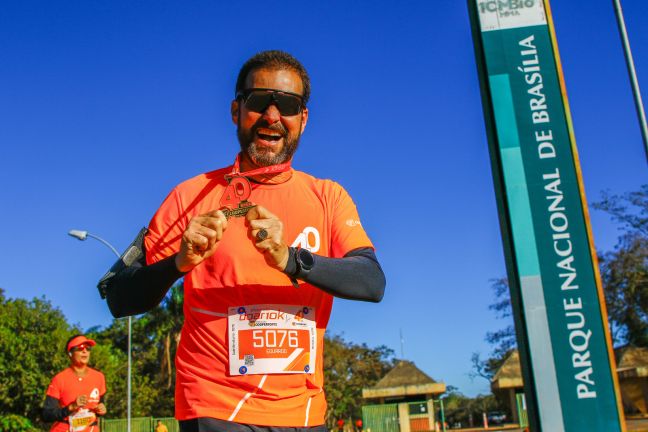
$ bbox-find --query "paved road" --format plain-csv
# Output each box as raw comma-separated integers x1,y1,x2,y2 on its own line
441,419,648,431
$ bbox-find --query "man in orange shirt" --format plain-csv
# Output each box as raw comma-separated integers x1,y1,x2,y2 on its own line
43,335,107,432
101,50,385,432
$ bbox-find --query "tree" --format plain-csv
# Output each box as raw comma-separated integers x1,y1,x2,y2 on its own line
84,333,130,419
0,284,185,425
92,284,185,419
95,285,399,424
136,282,184,416
93,291,396,423
441,387,502,428
473,185,648,381
323,333,396,428
470,278,516,382
441,386,474,428
0,289,77,428
0,414,38,432
142,283,184,392
593,185,648,347
592,185,647,237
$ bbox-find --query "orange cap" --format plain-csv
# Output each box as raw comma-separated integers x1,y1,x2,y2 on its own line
67,335,96,352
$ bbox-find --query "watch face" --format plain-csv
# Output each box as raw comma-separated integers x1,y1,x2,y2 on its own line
298,248,315,269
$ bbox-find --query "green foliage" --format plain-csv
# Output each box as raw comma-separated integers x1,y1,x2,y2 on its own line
93,283,184,418
592,185,647,237
86,336,128,417
323,333,396,427
96,286,395,424
593,186,648,347
599,234,648,346
442,388,502,428
470,278,516,382
441,388,471,426
0,414,37,432
94,285,395,424
0,281,395,427
0,289,77,426
473,185,648,383
0,282,184,426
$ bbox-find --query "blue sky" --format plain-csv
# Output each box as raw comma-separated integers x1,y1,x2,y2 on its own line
0,1,646,397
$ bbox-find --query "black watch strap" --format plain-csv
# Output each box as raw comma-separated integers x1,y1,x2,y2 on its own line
284,247,299,276
284,247,315,288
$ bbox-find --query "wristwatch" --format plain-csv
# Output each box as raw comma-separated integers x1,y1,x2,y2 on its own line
294,247,314,278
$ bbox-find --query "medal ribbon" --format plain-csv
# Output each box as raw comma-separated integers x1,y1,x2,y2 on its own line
219,153,292,210
226,153,292,180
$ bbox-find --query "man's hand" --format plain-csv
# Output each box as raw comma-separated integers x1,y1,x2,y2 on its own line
246,205,289,270
73,394,88,410
176,210,228,273
94,402,107,416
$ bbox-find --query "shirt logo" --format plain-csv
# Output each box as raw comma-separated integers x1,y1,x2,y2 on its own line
291,227,320,253
346,219,362,227
90,388,100,402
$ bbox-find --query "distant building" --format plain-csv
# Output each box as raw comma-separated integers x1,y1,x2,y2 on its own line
490,350,524,424
362,360,446,432
616,345,648,415
491,346,648,419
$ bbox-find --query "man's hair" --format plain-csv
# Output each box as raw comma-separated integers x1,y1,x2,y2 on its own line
235,50,311,104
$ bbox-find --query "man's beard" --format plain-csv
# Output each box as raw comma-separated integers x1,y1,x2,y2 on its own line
237,120,301,166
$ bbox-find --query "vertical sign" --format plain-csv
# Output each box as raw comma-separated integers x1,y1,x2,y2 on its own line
468,1,626,431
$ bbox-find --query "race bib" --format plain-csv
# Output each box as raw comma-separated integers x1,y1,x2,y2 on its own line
228,304,316,375
68,409,96,432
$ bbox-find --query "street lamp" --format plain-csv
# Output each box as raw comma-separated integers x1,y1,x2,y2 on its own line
613,0,648,160
68,229,132,432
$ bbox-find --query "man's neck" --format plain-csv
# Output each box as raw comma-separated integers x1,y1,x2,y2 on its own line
239,153,293,184
70,364,88,375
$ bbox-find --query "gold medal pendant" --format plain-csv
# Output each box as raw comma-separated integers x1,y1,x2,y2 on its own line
219,175,256,218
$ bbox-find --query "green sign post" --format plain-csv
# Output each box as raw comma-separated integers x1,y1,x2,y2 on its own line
468,1,626,431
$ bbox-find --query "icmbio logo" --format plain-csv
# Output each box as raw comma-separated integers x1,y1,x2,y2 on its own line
478,0,535,14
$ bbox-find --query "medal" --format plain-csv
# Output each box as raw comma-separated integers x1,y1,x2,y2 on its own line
219,174,255,219
219,153,292,218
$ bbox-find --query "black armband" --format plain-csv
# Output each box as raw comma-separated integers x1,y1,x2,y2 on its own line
97,228,184,318
97,228,148,299
97,394,107,416
42,396,69,422
283,247,385,303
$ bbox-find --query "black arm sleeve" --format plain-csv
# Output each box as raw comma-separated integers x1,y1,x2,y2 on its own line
283,247,385,302
103,255,184,318
42,396,69,422
98,394,106,416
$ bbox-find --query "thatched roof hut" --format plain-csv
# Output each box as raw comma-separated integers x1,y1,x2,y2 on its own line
490,347,648,416
362,360,446,401
615,346,648,414
491,350,524,391
617,345,648,378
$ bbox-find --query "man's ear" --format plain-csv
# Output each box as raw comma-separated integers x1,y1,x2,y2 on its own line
231,100,240,125
300,107,309,134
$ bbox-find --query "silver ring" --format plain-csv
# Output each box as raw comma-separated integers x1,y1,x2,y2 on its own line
256,229,268,241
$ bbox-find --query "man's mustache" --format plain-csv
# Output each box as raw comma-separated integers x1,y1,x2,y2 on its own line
253,120,287,136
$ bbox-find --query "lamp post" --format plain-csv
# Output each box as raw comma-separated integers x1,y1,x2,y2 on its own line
68,229,131,432
613,0,648,161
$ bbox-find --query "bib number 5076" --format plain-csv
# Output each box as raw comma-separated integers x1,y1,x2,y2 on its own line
252,329,299,348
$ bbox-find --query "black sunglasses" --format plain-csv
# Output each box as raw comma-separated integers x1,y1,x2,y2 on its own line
236,88,304,116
